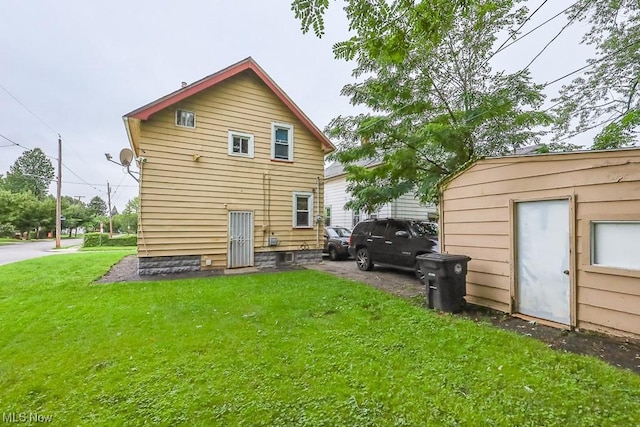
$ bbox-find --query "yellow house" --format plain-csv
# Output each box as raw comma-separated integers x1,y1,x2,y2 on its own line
123,57,335,275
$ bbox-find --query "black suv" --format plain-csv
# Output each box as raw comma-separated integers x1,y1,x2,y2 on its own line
348,218,438,279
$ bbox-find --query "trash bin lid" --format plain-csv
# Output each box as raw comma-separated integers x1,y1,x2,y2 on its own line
416,253,471,262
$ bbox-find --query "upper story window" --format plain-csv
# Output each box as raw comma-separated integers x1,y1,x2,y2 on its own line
176,109,195,128
272,122,294,161
228,131,254,158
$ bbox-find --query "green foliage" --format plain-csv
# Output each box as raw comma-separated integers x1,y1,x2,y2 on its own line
87,196,108,216
105,234,137,247
83,232,110,247
122,196,139,215
3,148,54,198
1,256,639,424
305,1,552,210
553,0,640,147
83,232,137,247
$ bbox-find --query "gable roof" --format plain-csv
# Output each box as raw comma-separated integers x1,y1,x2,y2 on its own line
123,57,334,153
325,157,382,179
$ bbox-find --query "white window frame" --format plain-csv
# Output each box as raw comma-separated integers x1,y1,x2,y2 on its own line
352,210,360,227
227,131,255,158
590,221,640,271
293,192,313,228
175,109,196,128
325,206,332,226
271,122,294,161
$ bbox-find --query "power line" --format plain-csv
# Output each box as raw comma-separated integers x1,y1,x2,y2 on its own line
62,164,104,194
494,2,578,59
520,1,590,73
481,0,552,67
1,132,107,195
0,133,32,151
543,39,640,87
0,82,58,135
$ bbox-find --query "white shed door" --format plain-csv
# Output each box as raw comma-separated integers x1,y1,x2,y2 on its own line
228,211,253,268
516,200,570,325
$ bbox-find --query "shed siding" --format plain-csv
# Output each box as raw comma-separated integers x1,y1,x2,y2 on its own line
137,71,325,268
441,149,640,338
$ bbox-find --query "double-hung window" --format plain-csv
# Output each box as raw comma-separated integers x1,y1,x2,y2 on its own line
272,122,294,161
228,131,254,158
175,109,195,128
293,192,313,228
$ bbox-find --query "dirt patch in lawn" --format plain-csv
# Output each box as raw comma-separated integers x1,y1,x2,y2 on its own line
98,255,640,374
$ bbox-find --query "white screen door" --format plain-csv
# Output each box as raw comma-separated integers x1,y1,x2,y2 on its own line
228,211,253,268
516,199,570,325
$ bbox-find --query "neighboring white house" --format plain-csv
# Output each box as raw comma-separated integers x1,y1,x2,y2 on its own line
324,159,437,229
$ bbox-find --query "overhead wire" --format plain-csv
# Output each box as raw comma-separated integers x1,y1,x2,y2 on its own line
0,83,111,194
0,83,58,135
491,2,578,60
481,0,552,67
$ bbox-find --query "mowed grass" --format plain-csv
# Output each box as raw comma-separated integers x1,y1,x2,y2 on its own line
1,254,639,426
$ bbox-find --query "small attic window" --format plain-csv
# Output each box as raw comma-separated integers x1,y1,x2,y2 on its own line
176,109,195,128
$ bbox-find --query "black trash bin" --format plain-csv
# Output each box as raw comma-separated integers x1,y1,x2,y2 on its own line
416,253,471,312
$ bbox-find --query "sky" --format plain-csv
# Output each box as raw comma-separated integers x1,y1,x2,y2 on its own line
0,1,594,211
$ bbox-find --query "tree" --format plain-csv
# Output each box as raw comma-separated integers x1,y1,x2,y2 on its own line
553,0,640,148
4,148,54,198
87,196,108,216
294,0,550,210
123,197,139,215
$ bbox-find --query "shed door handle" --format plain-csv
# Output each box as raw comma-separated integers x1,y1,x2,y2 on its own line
563,270,569,275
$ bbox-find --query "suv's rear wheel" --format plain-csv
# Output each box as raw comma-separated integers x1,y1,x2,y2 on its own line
356,248,374,271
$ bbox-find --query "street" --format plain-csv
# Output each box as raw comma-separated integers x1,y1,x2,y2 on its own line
0,239,83,266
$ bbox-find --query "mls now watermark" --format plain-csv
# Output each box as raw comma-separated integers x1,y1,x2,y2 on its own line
2,412,53,423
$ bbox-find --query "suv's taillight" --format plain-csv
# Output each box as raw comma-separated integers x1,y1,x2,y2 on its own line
349,235,353,246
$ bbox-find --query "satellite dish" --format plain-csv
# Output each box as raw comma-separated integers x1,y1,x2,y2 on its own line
119,148,134,167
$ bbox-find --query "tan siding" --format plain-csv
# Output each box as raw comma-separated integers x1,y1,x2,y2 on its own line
138,71,326,260
577,304,640,337
578,286,640,315
441,148,640,338
444,207,509,223
578,270,640,296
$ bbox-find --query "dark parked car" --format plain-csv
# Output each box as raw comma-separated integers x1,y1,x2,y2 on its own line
348,218,438,279
323,226,352,260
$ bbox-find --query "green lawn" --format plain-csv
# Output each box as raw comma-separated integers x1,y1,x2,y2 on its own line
0,237,22,246
1,254,639,426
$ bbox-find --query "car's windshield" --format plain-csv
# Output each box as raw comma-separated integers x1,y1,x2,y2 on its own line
328,227,351,238
410,221,438,237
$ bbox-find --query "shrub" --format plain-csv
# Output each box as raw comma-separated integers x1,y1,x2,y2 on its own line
83,233,110,247
83,233,137,247
0,223,15,238
105,234,137,247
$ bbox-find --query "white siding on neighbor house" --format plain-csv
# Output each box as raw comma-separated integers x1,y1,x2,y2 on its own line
325,176,353,229
391,193,437,219
325,176,437,229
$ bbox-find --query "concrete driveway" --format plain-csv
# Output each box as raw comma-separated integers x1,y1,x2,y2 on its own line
309,256,426,299
0,238,83,266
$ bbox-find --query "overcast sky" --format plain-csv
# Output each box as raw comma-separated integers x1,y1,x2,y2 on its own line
0,1,592,210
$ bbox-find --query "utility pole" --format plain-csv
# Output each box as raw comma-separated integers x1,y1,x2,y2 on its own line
106,181,113,238
55,136,62,248
75,195,85,203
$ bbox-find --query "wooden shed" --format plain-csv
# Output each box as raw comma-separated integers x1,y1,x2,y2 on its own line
439,148,640,339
